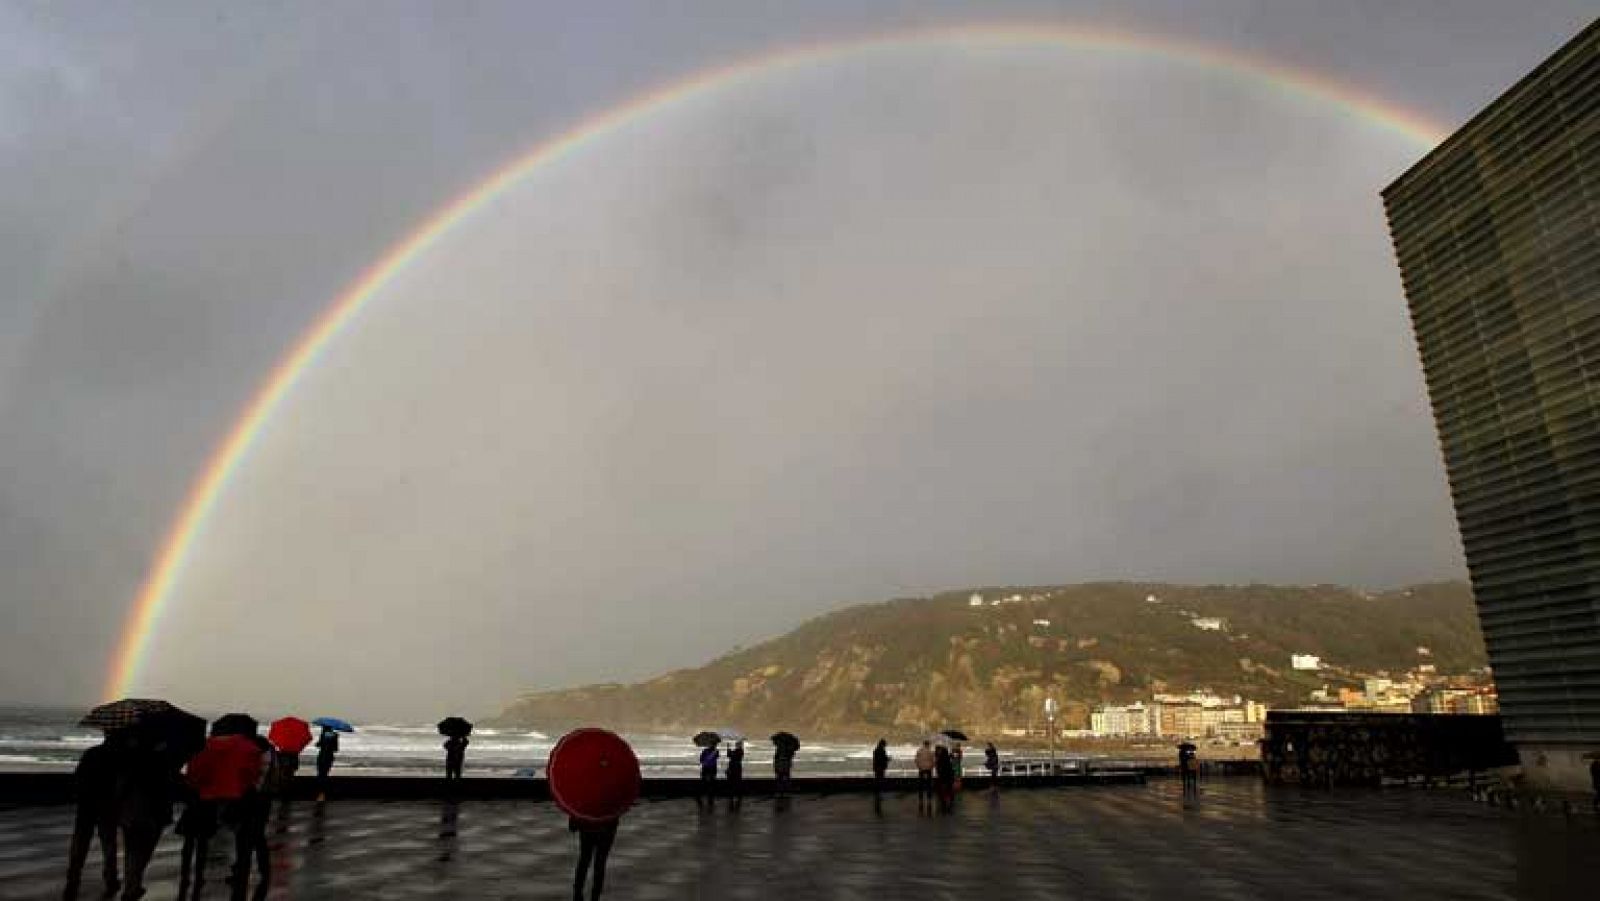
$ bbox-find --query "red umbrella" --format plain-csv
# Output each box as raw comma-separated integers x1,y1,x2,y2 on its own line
186,734,265,801
547,728,640,824
268,717,313,754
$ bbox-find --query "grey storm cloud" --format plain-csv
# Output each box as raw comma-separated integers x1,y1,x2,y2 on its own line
1,1,1594,718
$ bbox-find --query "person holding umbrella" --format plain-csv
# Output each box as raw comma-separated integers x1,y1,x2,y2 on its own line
694,733,720,808
934,743,956,812
183,728,265,898
72,699,205,901
1178,741,1199,795
770,732,799,796
548,728,640,901
311,717,353,793
438,717,473,780
267,717,312,802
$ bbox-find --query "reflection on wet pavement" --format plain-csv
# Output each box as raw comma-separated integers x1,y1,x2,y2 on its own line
4,778,1595,899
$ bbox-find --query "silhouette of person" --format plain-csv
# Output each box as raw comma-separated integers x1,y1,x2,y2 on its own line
227,736,274,899
1178,743,1199,795
272,750,300,820
115,729,185,901
871,739,890,793
934,744,956,812
444,735,469,780
984,742,1000,787
63,733,123,899
726,741,745,802
698,744,719,807
570,815,619,900
772,743,795,796
315,727,339,788
176,779,218,898
914,740,935,802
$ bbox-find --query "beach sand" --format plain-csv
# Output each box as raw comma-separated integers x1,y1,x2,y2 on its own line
3,777,1593,899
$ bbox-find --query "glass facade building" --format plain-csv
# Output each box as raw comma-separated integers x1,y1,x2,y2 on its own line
1383,21,1599,789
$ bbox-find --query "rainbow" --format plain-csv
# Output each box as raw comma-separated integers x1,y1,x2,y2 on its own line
103,23,1449,700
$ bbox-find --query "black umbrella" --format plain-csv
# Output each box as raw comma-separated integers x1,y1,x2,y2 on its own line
940,729,969,742
127,708,208,761
770,731,800,752
692,731,721,748
438,717,474,738
1178,742,1197,752
211,713,259,737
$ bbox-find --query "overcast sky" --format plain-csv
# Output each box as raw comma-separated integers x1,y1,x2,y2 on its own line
1,1,1593,719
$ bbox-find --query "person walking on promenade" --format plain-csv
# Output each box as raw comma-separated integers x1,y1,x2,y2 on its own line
227,736,276,899
726,740,745,803
871,739,890,793
914,740,936,803
984,742,1000,788
698,743,719,807
314,726,339,793
773,743,796,796
952,744,964,792
934,744,956,813
444,734,469,780
63,733,123,899
571,815,619,900
115,730,185,901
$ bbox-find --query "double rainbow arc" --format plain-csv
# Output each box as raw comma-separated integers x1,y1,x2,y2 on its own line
104,23,1448,700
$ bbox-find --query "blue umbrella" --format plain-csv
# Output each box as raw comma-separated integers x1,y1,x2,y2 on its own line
312,717,355,732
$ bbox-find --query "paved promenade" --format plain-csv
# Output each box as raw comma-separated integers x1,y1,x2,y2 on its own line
3,778,1595,900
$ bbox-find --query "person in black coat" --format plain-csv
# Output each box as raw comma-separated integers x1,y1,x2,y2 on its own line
63,735,123,899
570,816,619,900
725,741,745,801
934,745,956,812
444,735,469,780
871,739,890,793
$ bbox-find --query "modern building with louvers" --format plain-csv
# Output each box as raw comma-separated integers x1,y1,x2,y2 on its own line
1382,20,1599,791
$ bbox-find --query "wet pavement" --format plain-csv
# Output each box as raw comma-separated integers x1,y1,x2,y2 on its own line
2,778,1595,900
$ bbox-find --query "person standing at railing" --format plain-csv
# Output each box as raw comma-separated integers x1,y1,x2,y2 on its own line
984,743,1000,789
914,740,936,804
725,740,744,803
934,744,956,812
871,739,889,794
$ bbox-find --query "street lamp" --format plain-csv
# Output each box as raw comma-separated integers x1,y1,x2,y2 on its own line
1044,697,1058,773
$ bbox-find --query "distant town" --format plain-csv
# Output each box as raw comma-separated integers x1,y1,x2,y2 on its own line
960,588,1498,745
1077,649,1498,744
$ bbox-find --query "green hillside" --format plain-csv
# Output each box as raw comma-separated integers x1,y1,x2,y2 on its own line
494,581,1486,738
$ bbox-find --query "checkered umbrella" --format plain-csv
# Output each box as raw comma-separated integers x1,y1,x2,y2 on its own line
80,698,184,731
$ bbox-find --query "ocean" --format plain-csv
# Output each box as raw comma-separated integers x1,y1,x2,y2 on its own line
0,706,939,778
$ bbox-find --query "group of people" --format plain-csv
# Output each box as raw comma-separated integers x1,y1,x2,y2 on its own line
696,735,1003,814
697,738,796,805
64,721,345,901
907,740,1001,811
